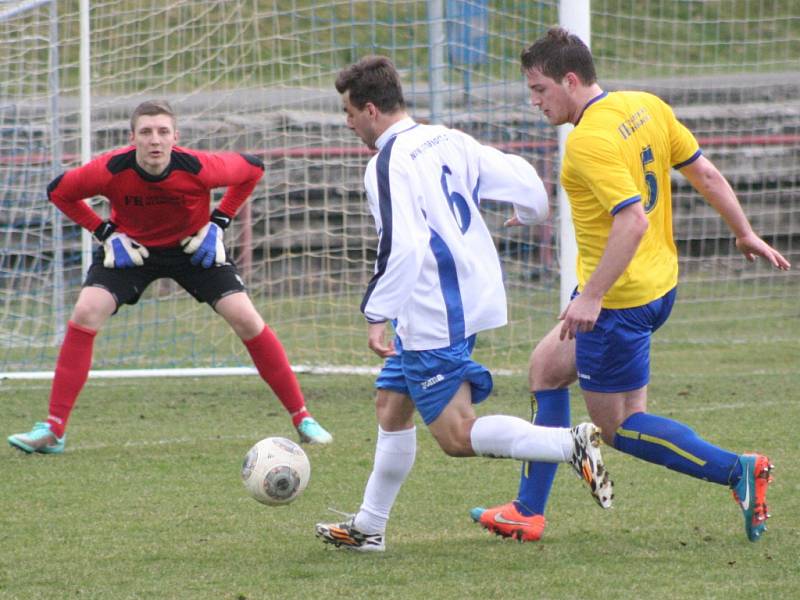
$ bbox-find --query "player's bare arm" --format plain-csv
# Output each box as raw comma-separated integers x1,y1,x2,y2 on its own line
559,202,648,340
680,155,790,270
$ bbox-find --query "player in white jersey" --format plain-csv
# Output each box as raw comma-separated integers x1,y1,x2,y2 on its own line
359,116,539,350
315,55,614,552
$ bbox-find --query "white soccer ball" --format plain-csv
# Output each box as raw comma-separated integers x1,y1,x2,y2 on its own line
241,437,311,506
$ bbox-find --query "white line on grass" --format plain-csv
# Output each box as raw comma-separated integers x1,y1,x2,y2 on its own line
663,399,791,413
2,367,796,392
40,396,797,454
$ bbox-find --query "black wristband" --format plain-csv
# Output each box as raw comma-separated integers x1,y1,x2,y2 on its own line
210,208,232,230
93,221,117,242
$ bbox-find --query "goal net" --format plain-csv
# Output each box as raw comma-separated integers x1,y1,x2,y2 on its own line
1,0,797,378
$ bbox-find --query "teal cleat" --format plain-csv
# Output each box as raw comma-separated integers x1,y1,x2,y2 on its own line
731,453,773,542
469,507,487,523
8,422,65,454
296,417,333,445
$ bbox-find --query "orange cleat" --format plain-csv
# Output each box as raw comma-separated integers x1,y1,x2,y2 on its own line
470,502,546,542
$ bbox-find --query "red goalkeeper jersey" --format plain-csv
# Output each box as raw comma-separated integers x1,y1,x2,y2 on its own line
47,145,264,248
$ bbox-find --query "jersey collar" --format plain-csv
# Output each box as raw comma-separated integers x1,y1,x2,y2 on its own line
575,91,608,126
132,152,174,182
375,117,417,150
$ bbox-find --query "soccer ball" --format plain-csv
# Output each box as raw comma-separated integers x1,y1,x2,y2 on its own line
241,437,311,506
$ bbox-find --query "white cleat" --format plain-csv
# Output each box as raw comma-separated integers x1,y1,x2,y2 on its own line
315,517,385,552
569,423,614,509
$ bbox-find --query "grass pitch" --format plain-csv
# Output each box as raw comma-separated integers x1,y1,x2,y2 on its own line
2,335,799,599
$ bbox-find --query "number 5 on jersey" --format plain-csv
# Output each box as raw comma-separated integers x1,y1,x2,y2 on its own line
640,145,658,213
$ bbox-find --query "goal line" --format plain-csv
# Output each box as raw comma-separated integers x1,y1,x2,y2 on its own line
0,365,522,380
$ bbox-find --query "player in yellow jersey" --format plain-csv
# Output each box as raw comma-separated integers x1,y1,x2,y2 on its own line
472,26,790,543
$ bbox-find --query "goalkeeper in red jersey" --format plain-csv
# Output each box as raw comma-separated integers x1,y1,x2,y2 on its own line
8,99,332,453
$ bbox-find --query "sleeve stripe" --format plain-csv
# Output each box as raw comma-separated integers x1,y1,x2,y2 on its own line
673,148,702,170
360,137,397,316
610,194,642,215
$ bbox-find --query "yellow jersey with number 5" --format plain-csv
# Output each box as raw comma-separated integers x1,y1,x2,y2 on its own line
561,91,700,308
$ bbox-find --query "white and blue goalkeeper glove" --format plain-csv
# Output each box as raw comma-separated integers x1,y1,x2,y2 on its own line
94,221,149,269
181,209,231,268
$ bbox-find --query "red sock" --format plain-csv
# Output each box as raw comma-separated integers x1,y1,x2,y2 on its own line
47,321,97,438
243,325,310,427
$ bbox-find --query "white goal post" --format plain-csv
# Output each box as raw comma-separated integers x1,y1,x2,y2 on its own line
1,1,797,380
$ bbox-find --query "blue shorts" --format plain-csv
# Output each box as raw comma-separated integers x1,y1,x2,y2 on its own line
375,334,493,425
575,287,676,393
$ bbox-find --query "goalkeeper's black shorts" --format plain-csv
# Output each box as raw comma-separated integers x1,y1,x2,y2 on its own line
83,245,246,311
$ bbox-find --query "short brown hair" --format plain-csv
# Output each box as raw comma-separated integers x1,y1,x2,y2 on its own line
335,55,406,113
130,99,176,132
521,27,597,84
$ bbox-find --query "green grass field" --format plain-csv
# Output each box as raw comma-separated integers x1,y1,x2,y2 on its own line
2,328,799,600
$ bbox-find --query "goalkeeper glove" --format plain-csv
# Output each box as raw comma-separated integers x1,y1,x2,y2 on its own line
93,221,149,269
181,209,231,268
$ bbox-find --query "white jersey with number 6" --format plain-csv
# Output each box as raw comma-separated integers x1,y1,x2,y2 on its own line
361,117,549,351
